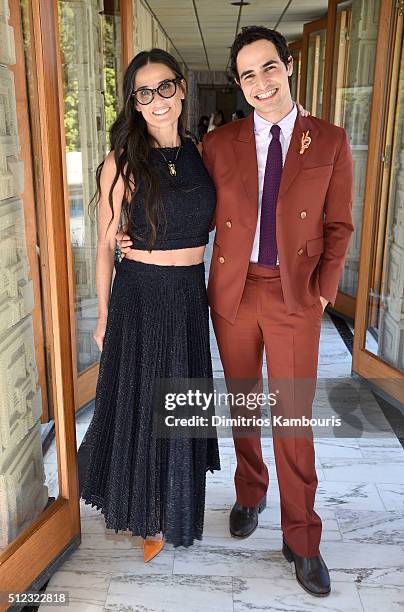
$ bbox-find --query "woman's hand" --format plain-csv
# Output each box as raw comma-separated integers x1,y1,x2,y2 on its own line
296,102,310,117
93,315,107,352
116,227,132,258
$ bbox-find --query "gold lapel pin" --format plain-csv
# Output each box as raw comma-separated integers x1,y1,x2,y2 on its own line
299,130,311,155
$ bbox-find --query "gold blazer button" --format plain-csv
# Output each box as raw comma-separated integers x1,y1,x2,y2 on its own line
226,220,232,228
219,256,225,264
297,248,304,256
300,210,307,219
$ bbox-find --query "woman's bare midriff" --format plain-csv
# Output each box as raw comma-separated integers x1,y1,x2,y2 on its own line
124,245,206,266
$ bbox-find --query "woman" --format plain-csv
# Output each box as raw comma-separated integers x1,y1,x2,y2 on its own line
207,109,225,132
80,48,221,562
231,109,245,121
197,115,209,141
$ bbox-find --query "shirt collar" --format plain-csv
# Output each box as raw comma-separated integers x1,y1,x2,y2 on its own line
254,103,297,139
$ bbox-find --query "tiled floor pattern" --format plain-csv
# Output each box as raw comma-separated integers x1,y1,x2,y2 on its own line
41,304,404,611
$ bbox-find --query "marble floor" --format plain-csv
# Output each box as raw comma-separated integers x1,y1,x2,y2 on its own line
41,304,404,612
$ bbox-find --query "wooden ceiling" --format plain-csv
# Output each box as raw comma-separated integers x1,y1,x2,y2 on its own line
144,0,329,71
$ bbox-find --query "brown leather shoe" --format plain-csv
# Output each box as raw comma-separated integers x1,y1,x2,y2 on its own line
229,495,267,538
282,538,331,596
143,537,165,562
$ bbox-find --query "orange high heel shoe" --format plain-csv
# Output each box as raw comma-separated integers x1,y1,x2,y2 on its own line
143,536,165,562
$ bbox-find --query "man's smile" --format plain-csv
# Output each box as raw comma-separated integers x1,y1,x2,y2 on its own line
255,87,279,100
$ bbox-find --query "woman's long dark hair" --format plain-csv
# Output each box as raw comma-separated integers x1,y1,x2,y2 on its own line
89,48,187,250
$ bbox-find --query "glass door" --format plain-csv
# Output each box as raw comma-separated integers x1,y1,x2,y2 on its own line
0,0,80,596
354,2,404,402
0,0,58,552
58,0,123,410
325,0,381,319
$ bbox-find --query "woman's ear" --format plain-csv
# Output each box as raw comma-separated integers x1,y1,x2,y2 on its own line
180,78,187,100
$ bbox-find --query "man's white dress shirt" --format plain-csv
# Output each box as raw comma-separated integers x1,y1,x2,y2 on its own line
250,103,298,264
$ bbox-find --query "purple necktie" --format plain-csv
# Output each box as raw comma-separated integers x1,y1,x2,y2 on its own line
258,124,282,267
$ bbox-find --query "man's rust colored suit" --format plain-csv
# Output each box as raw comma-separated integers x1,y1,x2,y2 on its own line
202,111,354,557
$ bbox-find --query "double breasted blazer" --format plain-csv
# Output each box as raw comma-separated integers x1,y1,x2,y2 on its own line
202,111,354,324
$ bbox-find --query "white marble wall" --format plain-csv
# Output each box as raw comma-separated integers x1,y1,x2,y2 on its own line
133,0,153,53
133,0,170,55
131,0,189,134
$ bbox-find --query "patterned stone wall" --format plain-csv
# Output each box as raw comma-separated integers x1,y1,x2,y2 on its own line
132,0,188,129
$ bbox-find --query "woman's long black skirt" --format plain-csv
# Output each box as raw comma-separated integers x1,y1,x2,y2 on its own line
80,258,220,547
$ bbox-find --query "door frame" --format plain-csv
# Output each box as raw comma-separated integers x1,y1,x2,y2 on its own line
1,0,136,595
0,0,81,594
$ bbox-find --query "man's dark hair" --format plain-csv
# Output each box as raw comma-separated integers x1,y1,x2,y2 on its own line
229,25,291,81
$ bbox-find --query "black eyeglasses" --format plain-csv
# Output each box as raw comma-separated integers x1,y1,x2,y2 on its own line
131,78,182,105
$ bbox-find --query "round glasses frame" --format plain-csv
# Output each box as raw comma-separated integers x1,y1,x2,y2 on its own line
131,77,182,105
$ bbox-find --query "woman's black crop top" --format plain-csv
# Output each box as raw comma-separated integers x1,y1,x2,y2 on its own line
128,138,216,250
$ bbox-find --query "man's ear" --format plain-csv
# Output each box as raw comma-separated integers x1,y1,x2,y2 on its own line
287,55,293,77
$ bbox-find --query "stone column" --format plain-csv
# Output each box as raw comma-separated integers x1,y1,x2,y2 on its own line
186,70,199,136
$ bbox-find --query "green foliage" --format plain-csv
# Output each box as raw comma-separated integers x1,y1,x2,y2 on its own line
59,2,80,151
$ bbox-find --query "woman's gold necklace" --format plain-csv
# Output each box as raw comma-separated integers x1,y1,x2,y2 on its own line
157,145,182,176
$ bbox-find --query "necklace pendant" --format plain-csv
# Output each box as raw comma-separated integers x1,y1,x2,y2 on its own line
168,162,176,176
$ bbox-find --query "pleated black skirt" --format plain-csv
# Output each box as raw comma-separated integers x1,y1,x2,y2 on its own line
80,257,221,547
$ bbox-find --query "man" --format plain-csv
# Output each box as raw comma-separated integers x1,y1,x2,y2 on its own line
202,26,353,597
117,26,354,597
